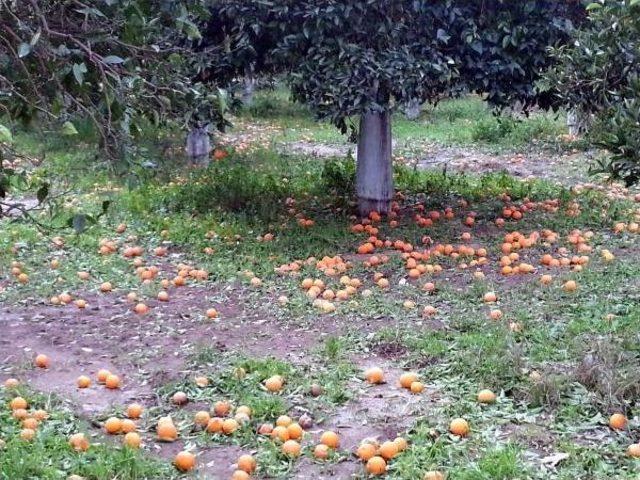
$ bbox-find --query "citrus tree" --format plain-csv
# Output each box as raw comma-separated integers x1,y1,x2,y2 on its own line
546,0,640,185
205,0,583,214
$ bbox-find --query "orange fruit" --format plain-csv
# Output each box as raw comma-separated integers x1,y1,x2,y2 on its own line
133,303,149,314
379,440,399,460
121,419,137,433
320,430,340,449
157,291,169,302
626,444,640,458
100,282,113,293
206,308,219,319
236,405,252,417
12,408,28,420
77,375,91,388
410,381,424,394
126,403,143,419
10,396,28,410
195,376,209,387
157,417,178,442
32,409,48,421
123,431,141,448
483,292,497,303
276,415,292,427
609,413,628,430
399,372,418,389
20,428,36,441
357,442,378,461
477,389,496,404
314,444,330,459
366,456,387,475
271,425,290,442
4,378,19,388
174,451,196,472
282,439,301,457
34,354,50,368
562,280,577,292
22,417,39,430
105,374,121,389
214,400,231,416
105,417,123,434
489,309,503,320
423,472,445,480
222,418,239,435
365,367,384,384
69,433,90,451
194,411,211,427
449,418,470,437
287,422,304,440
264,375,284,392
237,454,257,473
393,437,408,451
257,423,274,435
206,417,223,434
96,369,111,383
231,471,250,480
172,391,188,405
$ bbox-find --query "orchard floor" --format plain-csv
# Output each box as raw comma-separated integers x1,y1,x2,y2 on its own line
2,96,640,479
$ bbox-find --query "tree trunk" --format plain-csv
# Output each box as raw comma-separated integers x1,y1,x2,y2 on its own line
242,66,255,106
356,110,393,216
404,98,421,120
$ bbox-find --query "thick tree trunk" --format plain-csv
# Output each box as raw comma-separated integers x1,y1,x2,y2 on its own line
356,111,393,216
242,66,255,106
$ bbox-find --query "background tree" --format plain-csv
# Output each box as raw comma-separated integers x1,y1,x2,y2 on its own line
205,0,584,215
0,0,227,164
546,0,640,185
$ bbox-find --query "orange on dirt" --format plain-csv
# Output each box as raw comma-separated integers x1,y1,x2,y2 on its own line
357,442,378,461
174,451,196,472
157,417,178,442
104,417,123,434
258,423,274,435
4,378,19,388
540,274,553,285
77,375,91,388
275,415,292,427
236,454,257,473
271,425,290,442
214,400,231,416
206,417,223,434
206,308,219,319
449,418,470,437
287,422,304,440
9,396,27,410
222,418,239,434
399,372,418,389
75,299,87,309
100,282,113,293
379,440,399,460
133,303,149,314
157,291,169,302
394,437,408,451
314,443,330,459
410,381,425,394
20,428,36,441
423,305,437,316
172,391,188,405
194,411,211,427
123,431,142,449
231,471,251,480
69,433,90,451
609,413,628,430
320,430,340,449
126,403,143,419
34,354,50,368
121,419,136,433
282,439,301,457
105,374,121,389
477,389,497,404
365,367,384,384
366,456,387,475
264,375,284,392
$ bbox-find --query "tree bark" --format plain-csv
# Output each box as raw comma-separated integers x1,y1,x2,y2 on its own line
242,65,255,106
356,110,393,216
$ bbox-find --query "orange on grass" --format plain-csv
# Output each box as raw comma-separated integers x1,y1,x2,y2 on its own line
394,437,408,452
399,372,418,389
174,451,196,472
257,423,274,435
264,375,284,392
357,442,378,461
32,409,48,421
22,417,39,430
379,440,399,460
12,408,28,420
20,428,36,441
276,415,292,427
287,423,303,440
477,389,496,404
282,439,301,457
236,405,252,417
563,280,577,292
194,411,211,427
214,400,231,416
77,375,91,388
609,413,628,430
206,417,223,434
172,391,188,405
626,444,640,458
410,381,425,394
100,282,113,293
126,403,143,419
231,471,251,480
236,454,257,473
366,456,387,475
365,367,384,384
489,309,503,320
123,431,142,449
423,471,445,480
69,433,90,452
222,418,239,435
34,354,50,368
9,396,27,410
449,418,470,437
271,425,290,442
105,374,121,389
483,292,497,303
195,376,209,387
104,417,123,434
4,378,19,388
320,430,340,449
